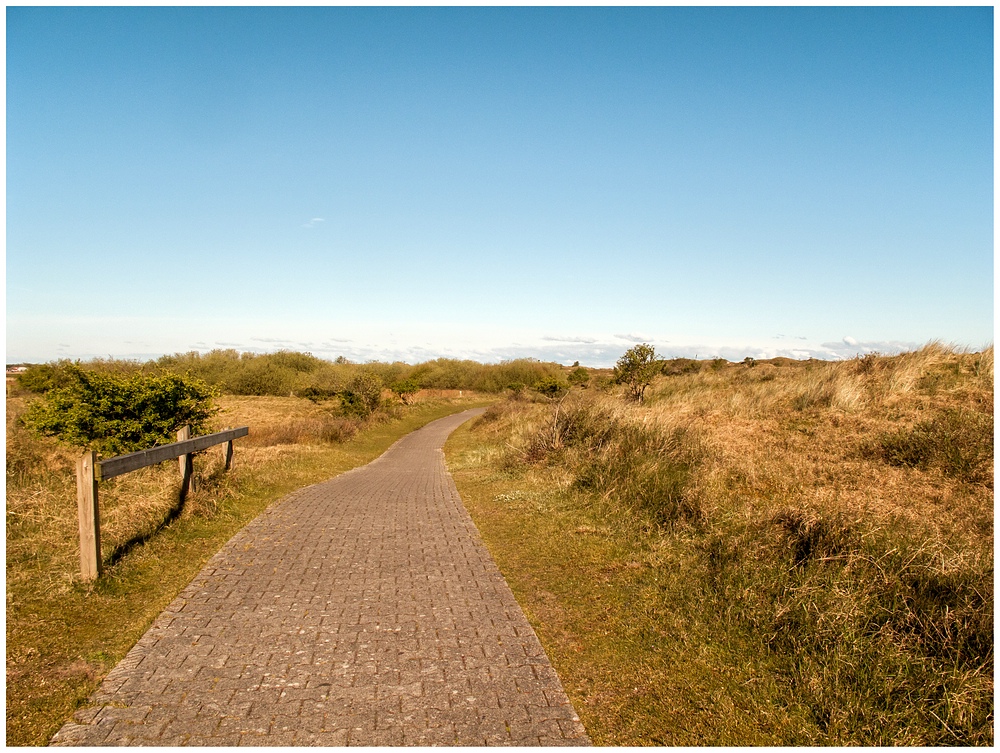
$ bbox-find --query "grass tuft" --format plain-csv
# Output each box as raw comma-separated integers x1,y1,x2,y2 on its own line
870,408,993,485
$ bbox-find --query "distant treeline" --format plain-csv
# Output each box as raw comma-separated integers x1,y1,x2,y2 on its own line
15,349,570,398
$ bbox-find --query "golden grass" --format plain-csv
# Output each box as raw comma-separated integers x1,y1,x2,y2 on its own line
215,394,360,446
6,392,492,745
446,344,993,745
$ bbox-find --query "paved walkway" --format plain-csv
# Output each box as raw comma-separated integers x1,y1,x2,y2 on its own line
51,409,589,746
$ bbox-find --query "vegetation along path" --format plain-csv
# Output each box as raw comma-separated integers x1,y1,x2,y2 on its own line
51,409,589,746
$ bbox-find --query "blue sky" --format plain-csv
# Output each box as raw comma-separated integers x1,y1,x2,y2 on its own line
6,6,994,366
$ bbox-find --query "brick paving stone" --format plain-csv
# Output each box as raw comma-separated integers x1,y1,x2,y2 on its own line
51,409,589,747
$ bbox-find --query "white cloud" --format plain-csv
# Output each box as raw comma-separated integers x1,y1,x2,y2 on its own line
614,333,653,342
300,217,325,229
820,339,918,358
541,335,598,344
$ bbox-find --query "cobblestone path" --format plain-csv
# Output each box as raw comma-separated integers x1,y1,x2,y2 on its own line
51,408,589,746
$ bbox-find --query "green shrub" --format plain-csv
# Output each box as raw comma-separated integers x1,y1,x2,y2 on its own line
411,358,481,390
534,376,568,398
485,359,561,391
16,361,78,394
296,385,340,402
296,362,351,400
567,366,590,386
21,365,216,456
156,349,241,388
390,379,420,404
149,350,567,396
265,350,325,373
364,361,407,387
223,358,297,396
340,371,383,417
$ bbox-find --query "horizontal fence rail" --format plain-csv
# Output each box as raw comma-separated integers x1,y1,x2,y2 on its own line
76,425,249,580
97,427,249,480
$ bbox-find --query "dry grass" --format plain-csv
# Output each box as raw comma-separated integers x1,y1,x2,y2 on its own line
215,395,368,446
6,392,491,745
446,344,993,745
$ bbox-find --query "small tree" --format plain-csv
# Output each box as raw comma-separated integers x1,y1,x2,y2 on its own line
390,379,420,405
614,343,659,403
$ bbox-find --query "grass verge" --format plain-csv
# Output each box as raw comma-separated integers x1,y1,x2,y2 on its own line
445,345,992,745
7,394,491,746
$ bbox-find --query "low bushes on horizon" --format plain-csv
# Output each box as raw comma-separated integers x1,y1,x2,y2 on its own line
16,350,569,399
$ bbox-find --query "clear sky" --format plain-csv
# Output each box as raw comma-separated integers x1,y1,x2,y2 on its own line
6,6,994,367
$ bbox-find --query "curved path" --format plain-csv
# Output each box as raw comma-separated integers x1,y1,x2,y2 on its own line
51,409,589,746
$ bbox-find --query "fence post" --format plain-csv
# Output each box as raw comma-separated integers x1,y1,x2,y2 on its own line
177,425,193,501
76,450,102,580
224,438,234,471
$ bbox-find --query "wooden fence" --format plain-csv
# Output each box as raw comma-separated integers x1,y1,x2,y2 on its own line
76,426,249,580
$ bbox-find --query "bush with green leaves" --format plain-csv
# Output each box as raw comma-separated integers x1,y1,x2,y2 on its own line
21,365,217,456
340,371,384,417
614,343,660,403
223,358,298,396
534,376,568,398
20,350,574,403
481,359,556,392
567,366,590,387
390,379,420,405
16,360,80,394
